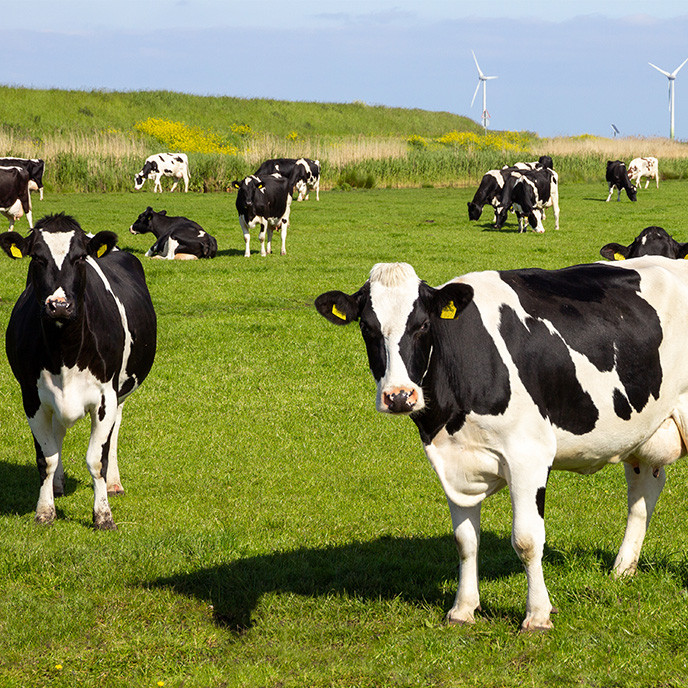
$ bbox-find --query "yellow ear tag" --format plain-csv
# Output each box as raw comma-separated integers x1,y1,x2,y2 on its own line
96,244,107,258
331,304,347,321
440,301,457,319
613,252,626,261
10,244,22,258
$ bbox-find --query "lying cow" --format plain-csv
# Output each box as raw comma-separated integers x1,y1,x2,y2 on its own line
255,157,321,201
0,157,45,200
600,226,688,260
606,160,637,202
134,153,190,193
0,214,157,529
316,259,688,630
495,167,560,232
0,165,33,229
231,174,292,257
129,207,217,260
627,156,659,190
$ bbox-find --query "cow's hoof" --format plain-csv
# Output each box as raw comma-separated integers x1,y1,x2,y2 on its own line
35,509,56,526
107,484,125,496
520,617,553,633
93,513,117,531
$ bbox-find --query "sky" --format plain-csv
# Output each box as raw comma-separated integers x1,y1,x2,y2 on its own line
6,1,688,139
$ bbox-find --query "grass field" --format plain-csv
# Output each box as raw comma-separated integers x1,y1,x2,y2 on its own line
2,182,688,686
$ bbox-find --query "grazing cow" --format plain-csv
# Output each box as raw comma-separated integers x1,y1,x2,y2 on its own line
255,157,321,201
0,214,157,530
495,167,560,232
129,207,218,260
0,165,33,229
627,156,659,190
606,160,637,202
231,174,292,257
0,158,45,200
600,226,688,260
134,153,189,193
316,259,688,630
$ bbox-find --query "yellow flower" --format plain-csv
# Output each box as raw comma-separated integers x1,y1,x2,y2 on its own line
55,665,63,670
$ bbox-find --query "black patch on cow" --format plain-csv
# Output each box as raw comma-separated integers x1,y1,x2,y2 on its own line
98,394,106,421
499,264,663,430
33,435,47,482
613,389,632,420
536,486,546,519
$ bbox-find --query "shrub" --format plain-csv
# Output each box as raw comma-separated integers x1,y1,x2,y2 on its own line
134,118,240,155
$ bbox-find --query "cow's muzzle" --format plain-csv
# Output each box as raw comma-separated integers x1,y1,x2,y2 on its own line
381,387,420,414
45,296,74,320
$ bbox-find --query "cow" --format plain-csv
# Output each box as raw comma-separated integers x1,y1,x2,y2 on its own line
0,158,45,200
606,160,637,202
134,153,189,193
601,226,688,261
231,174,292,257
255,157,321,201
129,207,218,260
495,167,560,232
627,156,659,190
315,258,688,631
0,213,157,530
503,155,554,171
0,165,33,229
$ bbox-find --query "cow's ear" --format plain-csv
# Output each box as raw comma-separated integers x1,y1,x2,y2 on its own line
315,290,360,325
600,243,629,260
429,282,474,320
677,243,688,260
88,231,118,259
0,231,28,259
159,210,167,216
231,180,241,190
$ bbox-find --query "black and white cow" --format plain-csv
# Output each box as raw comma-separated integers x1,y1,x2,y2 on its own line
600,226,688,260
495,167,560,232
627,156,659,190
606,160,637,202
134,153,190,193
231,174,292,257
0,165,33,229
0,158,45,200
0,214,157,530
129,207,218,260
316,259,688,630
503,155,554,171
255,157,321,201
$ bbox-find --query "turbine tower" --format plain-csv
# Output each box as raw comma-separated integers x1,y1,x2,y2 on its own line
470,50,498,132
648,57,688,140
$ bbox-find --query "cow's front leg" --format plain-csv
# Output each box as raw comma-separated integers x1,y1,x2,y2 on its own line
86,400,119,530
613,462,666,577
261,222,272,256
279,218,288,255
28,408,61,525
445,502,482,625
106,404,125,495
51,415,67,497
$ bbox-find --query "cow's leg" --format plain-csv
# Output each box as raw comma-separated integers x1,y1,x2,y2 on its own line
153,174,163,193
315,179,320,201
28,408,61,525
613,462,666,577
183,171,189,193
445,502,483,625
279,219,288,255
617,188,622,201
106,404,125,496
51,415,67,497
265,225,274,255
509,467,553,631
606,185,613,202
258,220,269,257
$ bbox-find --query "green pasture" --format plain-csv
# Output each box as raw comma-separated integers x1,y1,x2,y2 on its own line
1,182,688,687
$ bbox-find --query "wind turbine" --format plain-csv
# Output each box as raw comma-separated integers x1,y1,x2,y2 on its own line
648,57,688,139
470,50,498,132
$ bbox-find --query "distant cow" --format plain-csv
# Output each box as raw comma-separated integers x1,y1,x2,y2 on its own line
134,153,189,193
0,214,157,529
627,157,659,190
606,160,637,202
600,226,688,260
503,155,554,171
495,167,560,232
255,157,321,201
129,207,217,260
0,166,33,229
231,174,292,256
0,158,45,200
316,258,688,630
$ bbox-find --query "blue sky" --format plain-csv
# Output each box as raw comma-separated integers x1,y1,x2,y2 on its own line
7,1,688,138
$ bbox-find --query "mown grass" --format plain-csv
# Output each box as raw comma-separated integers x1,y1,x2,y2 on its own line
1,183,688,686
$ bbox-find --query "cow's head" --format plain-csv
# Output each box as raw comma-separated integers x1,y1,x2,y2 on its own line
467,201,483,221
0,214,117,323
130,206,163,234
600,226,688,260
134,160,158,190
315,263,474,414
231,176,264,228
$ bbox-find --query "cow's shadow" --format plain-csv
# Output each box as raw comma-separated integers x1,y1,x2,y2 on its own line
0,460,79,515
151,532,534,632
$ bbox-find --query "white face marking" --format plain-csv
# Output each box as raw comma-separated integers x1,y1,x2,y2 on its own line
42,231,75,270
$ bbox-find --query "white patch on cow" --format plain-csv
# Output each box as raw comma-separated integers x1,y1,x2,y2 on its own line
46,286,67,305
42,231,75,270
369,263,425,411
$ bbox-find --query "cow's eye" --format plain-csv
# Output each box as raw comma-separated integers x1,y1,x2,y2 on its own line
415,321,430,337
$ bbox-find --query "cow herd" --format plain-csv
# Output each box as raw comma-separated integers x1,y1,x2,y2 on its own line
3,143,688,633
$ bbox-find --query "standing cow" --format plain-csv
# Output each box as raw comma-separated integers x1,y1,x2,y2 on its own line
0,158,45,200
495,167,560,232
134,153,190,193
0,214,157,530
627,157,659,190
255,158,321,201
606,160,637,202
316,259,688,630
0,165,33,229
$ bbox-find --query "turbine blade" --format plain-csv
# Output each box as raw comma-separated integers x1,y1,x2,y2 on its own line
471,80,481,108
671,57,688,77
649,62,671,77
471,50,484,78
484,76,498,80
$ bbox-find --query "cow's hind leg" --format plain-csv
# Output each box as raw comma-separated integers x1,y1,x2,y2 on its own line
106,404,125,496
613,462,666,577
